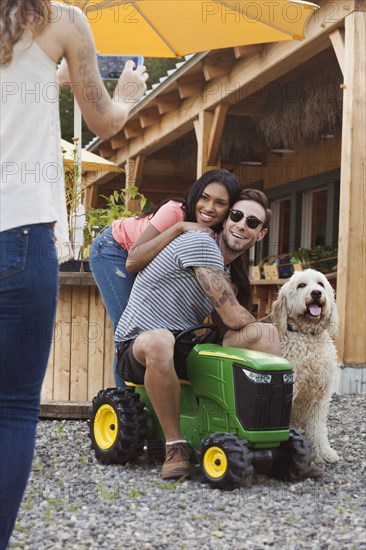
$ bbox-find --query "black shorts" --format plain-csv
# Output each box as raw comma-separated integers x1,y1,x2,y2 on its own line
116,325,221,385
116,335,192,385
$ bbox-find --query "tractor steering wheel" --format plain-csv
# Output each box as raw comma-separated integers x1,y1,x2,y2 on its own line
175,324,219,346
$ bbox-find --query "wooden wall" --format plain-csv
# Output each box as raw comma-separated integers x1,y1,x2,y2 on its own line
41,274,115,403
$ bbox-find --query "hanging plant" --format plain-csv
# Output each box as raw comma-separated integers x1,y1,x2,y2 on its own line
258,59,343,148
220,116,261,163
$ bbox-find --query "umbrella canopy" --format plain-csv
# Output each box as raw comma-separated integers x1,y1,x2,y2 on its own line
61,139,123,173
58,0,319,57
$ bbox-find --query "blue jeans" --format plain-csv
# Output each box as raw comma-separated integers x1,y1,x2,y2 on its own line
89,226,136,386
0,224,58,550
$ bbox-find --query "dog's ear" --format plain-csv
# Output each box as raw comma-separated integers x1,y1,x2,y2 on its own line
271,290,288,336
323,280,339,337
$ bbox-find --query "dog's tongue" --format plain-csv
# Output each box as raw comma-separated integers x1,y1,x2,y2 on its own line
308,304,322,317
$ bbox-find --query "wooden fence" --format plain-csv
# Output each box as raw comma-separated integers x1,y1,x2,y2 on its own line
41,273,115,403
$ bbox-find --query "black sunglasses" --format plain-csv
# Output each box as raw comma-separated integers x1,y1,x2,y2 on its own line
229,209,264,229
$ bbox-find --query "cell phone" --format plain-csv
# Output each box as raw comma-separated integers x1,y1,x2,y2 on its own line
97,54,144,81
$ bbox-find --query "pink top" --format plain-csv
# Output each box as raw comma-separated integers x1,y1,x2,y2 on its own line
112,201,186,251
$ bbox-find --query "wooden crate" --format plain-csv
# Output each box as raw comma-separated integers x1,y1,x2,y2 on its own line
41,273,115,404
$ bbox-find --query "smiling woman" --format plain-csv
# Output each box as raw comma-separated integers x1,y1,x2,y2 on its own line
195,183,230,227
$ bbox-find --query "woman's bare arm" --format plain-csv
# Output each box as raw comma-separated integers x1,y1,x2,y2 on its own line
54,5,147,139
126,222,214,273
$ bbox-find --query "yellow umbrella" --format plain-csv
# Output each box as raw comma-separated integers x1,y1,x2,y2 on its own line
61,139,122,173
58,0,319,57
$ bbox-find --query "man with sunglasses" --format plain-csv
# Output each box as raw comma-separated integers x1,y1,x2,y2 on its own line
115,189,280,479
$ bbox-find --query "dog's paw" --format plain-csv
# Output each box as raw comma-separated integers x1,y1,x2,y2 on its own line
318,448,340,463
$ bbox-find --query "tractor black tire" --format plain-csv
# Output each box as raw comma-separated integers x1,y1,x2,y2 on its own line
88,387,148,465
268,428,314,481
199,433,254,490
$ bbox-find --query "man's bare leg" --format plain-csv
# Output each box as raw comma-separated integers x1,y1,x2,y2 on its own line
132,329,193,479
132,329,182,441
223,322,281,356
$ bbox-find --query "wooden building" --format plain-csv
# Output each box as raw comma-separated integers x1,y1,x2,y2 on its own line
84,0,365,393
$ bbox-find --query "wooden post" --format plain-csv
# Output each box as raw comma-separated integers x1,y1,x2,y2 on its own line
194,110,214,178
84,183,99,210
207,104,229,166
337,11,366,370
194,106,228,178
125,155,145,212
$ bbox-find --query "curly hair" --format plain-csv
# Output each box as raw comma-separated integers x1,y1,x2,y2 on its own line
0,0,51,65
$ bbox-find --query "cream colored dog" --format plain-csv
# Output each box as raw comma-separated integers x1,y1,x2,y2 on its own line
272,269,340,463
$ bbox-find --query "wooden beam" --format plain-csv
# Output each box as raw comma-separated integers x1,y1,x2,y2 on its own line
233,44,263,58
354,0,366,10
178,82,204,99
202,61,228,81
329,29,345,76
113,120,195,165
124,126,141,139
139,110,161,128
207,103,229,164
337,11,366,365
194,110,220,177
156,100,179,115
97,143,113,158
125,155,145,186
156,90,181,114
40,401,90,420
110,132,125,150
229,101,265,117
144,158,182,176
84,184,99,210
123,120,142,139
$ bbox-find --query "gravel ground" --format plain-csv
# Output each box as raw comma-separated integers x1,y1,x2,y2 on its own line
9,394,366,550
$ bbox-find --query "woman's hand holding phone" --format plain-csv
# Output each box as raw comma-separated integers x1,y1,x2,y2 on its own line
113,59,148,108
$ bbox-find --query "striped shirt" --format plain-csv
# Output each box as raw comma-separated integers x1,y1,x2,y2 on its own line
115,231,224,342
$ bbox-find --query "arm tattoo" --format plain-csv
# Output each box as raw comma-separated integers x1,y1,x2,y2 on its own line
195,267,237,306
196,270,210,291
219,289,237,306
74,19,109,115
195,267,255,324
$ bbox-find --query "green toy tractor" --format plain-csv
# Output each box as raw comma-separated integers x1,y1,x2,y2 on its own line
88,325,313,489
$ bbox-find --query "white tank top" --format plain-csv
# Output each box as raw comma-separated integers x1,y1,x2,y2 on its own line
0,32,70,260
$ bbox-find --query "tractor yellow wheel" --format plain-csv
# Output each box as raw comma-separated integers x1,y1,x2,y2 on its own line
199,433,254,489
203,446,228,479
88,388,148,465
93,404,118,450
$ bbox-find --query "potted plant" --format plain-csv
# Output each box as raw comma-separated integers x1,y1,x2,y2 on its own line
291,246,337,274
82,187,147,263
60,138,87,271
60,139,147,272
